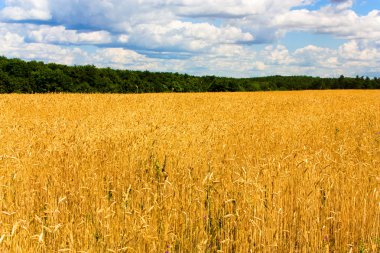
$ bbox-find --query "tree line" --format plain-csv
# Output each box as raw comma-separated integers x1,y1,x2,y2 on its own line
0,56,379,93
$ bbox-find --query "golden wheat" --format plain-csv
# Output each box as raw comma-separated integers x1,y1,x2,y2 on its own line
0,91,379,252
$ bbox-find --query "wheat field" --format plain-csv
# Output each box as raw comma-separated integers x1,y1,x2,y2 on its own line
0,91,379,252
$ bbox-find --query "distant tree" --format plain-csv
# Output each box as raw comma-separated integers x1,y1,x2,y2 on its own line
311,79,322,90
32,68,72,92
0,70,10,93
0,56,378,94
4,58,30,78
363,76,371,89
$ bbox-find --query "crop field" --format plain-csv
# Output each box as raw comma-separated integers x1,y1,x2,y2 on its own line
0,91,379,252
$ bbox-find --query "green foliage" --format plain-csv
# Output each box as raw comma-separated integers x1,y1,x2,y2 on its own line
0,56,378,93
0,70,10,93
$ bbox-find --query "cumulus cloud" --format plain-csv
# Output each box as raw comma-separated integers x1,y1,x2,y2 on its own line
26,26,112,45
0,31,81,65
261,45,294,65
294,45,337,68
126,21,254,52
0,23,157,69
0,0,379,77
272,7,380,41
0,0,51,20
2,0,380,46
338,40,380,63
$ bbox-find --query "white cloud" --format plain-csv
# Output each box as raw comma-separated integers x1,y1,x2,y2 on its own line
174,0,313,18
338,40,380,66
261,45,294,65
272,6,380,41
0,0,51,20
294,45,337,67
26,26,112,44
127,21,253,52
91,48,156,70
0,0,379,77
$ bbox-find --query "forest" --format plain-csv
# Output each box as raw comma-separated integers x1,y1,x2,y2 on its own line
0,56,379,93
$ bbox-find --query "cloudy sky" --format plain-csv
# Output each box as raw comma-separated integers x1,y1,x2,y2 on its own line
0,0,379,77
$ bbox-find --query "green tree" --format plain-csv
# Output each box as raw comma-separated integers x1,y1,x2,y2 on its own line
0,70,10,93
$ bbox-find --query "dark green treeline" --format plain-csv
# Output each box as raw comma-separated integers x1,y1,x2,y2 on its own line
0,56,379,93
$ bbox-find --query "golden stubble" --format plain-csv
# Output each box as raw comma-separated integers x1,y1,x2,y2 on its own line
0,91,379,252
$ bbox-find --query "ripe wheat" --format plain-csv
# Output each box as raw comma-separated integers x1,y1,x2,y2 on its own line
0,91,379,252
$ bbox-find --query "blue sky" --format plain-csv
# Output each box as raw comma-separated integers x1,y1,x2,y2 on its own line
0,0,379,77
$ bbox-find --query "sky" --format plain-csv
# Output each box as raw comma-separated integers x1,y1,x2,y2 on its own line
0,0,379,77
